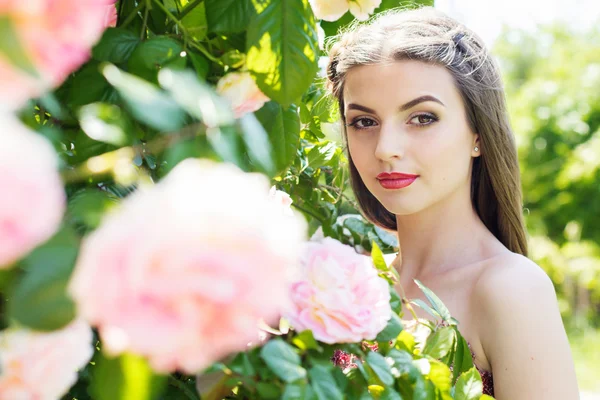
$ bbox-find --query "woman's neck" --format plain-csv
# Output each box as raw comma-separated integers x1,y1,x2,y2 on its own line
394,185,506,283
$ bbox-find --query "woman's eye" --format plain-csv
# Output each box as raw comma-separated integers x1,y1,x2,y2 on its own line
348,117,377,130
409,113,438,127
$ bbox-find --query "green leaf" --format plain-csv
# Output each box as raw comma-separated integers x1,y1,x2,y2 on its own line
452,330,474,384
220,49,246,68
7,226,79,331
260,339,307,383
376,312,404,342
454,367,483,400
238,112,276,176
374,225,399,248
78,102,133,146
366,352,394,386
67,188,120,231
422,326,456,360
90,352,166,400
0,16,38,76
158,68,234,126
0,264,18,288
205,125,245,167
380,387,404,400
283,381,315,400
414,279,454,323
102,64,186,132
389,286,403,314
305,142,337,168
343,217,368,239
255,101,301,174
205,0,254,33
427,360,452,394
309,365,344,400
229,352,256,376
246,0,319,105
395,331,416,354
67,61,115,108
292,329,322,352
410,299,441,320
181,2,208,40
92,28,141,64
371,240,388,272
127,37,186,83
148,0,167,32
188,51,210,79
256,382,282,399
387,349,417,376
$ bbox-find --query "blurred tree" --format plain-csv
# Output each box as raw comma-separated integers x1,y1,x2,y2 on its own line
494,22,600,325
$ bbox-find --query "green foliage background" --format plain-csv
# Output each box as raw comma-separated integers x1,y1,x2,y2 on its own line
493,23,600,391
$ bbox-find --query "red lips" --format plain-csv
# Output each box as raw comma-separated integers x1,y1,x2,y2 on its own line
376,172,418,180
376,172,418,189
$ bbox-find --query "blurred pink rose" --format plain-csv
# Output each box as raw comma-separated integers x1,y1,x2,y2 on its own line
103,1,118,28
0,0,117,110
286,237,391,344
0,320,93,400
308,0,381,21
68,159,307,373
269,185,293,216
0,114,66,268
216,72,270,118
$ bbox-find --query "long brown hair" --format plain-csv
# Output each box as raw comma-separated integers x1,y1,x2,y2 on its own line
326,6,528,256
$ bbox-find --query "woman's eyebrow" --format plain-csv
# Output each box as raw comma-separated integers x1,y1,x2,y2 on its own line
346,95,445,114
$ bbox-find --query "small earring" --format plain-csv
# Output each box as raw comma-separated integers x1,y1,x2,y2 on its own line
474,146,479,152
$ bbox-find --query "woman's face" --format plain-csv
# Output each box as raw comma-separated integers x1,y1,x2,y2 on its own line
343,60,480,216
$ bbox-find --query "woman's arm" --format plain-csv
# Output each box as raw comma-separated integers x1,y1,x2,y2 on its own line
473,254,580,399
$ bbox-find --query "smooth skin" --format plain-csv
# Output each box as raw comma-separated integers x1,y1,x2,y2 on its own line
343,60,580,399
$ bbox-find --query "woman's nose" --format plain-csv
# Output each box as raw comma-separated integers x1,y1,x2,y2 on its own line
374,122,406,161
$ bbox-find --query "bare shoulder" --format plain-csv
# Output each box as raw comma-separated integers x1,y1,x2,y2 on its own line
473,252,556,308
471,252,579,399
472,251,559,345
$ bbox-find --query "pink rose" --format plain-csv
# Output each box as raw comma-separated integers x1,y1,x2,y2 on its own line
286,237,391,344
0,320,93,400
0,0,118,110
68,159,307,373
0,114,66,268
269,185,294,216
103,1,118,28
308,0,382,21
215,72,270,118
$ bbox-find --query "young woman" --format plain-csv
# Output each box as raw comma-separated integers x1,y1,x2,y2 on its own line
326,6,579,399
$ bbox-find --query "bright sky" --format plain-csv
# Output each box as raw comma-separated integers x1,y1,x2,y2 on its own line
435,0,600,48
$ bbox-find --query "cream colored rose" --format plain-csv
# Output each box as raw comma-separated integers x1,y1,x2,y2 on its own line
308,0,382,21
215,72,270,118
348,0,382,20
0,320,93,400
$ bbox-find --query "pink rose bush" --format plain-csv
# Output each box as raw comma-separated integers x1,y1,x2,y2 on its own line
68,158,307,373
0,114,66,269
215,71,270,118
0,0,117,110
0,320,93,400
285,237,392,344
308,0,382,21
